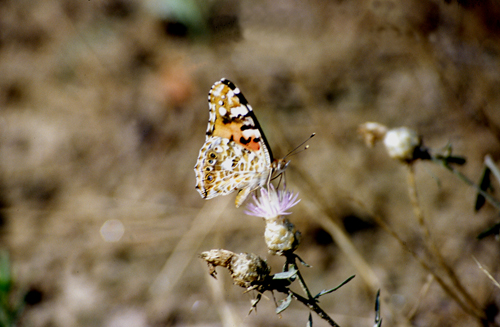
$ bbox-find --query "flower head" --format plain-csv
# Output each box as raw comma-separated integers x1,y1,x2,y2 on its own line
244,185,300,220
383,127,420,161
359,122,422,162
358,122,388,147
245,185,302,254
200,249,271,290
264,216,301,254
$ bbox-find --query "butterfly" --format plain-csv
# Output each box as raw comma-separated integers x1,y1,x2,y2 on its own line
194,78,289,207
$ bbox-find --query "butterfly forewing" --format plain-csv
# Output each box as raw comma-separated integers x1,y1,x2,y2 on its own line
194,78,283,207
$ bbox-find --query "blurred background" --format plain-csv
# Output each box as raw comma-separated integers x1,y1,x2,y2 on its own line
1,0,500,326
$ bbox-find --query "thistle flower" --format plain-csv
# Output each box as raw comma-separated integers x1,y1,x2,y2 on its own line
358,122,421,161
245,185,301,254
244,185,300,220
383,127,420,161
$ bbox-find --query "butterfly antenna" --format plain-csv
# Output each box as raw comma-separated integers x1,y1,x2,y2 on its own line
283,133,316,159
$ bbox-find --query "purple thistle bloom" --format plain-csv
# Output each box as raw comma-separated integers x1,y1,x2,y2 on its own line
245,185,300,220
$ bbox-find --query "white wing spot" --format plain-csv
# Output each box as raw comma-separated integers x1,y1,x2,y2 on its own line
242,129,260,140
234,88,240,94
219,107,227,116
212,84,224,96
233,145,243,156
230,105,249,117
221,158,233,170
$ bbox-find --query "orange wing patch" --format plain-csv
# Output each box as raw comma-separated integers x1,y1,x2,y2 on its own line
213,119,262,152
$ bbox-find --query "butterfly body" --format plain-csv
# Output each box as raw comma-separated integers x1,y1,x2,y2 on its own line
194,78,288,207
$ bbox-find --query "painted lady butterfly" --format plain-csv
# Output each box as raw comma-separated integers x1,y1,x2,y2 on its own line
194,78,289,207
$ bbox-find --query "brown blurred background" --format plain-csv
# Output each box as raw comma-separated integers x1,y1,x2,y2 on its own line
1,0,500,326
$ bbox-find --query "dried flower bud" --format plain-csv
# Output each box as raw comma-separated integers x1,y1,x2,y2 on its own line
200,249,234,278
200,249,271,289
264,217,301,255
230,252,271,289
383,127,420,161
358,122,388,147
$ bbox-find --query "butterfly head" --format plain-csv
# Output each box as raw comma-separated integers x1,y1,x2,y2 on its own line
272,158,290,176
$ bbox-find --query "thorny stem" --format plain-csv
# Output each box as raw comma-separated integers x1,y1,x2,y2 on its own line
275,288,340,327
406,164,484,318
296,269,314,300
282,254,338,326
284,255,313,300
287,257,313,300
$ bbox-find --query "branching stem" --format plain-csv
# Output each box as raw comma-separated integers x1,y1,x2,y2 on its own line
275,288,340,327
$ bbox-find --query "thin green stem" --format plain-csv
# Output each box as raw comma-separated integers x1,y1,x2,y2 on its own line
294,265,314,300
284,255,313,300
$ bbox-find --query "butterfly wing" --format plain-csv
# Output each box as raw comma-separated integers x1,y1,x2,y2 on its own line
194,78,274,207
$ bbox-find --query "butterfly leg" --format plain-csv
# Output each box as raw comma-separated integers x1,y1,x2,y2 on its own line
280,171,287,190
269,169,286,191
265,170,273,190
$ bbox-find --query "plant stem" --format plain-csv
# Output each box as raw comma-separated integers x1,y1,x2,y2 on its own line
294,265,314,300
276,288,340,327
484,155,500,185
350,195,484,320
406,164,484,319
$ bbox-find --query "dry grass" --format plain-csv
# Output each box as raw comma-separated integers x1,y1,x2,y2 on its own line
1,0,500,326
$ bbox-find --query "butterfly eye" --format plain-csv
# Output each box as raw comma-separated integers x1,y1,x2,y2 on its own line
205,173,214,183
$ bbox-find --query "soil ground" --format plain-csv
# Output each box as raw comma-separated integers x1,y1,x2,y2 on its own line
1,0,500,326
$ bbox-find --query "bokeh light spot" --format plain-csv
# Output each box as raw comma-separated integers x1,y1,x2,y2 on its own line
100,219,125,242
